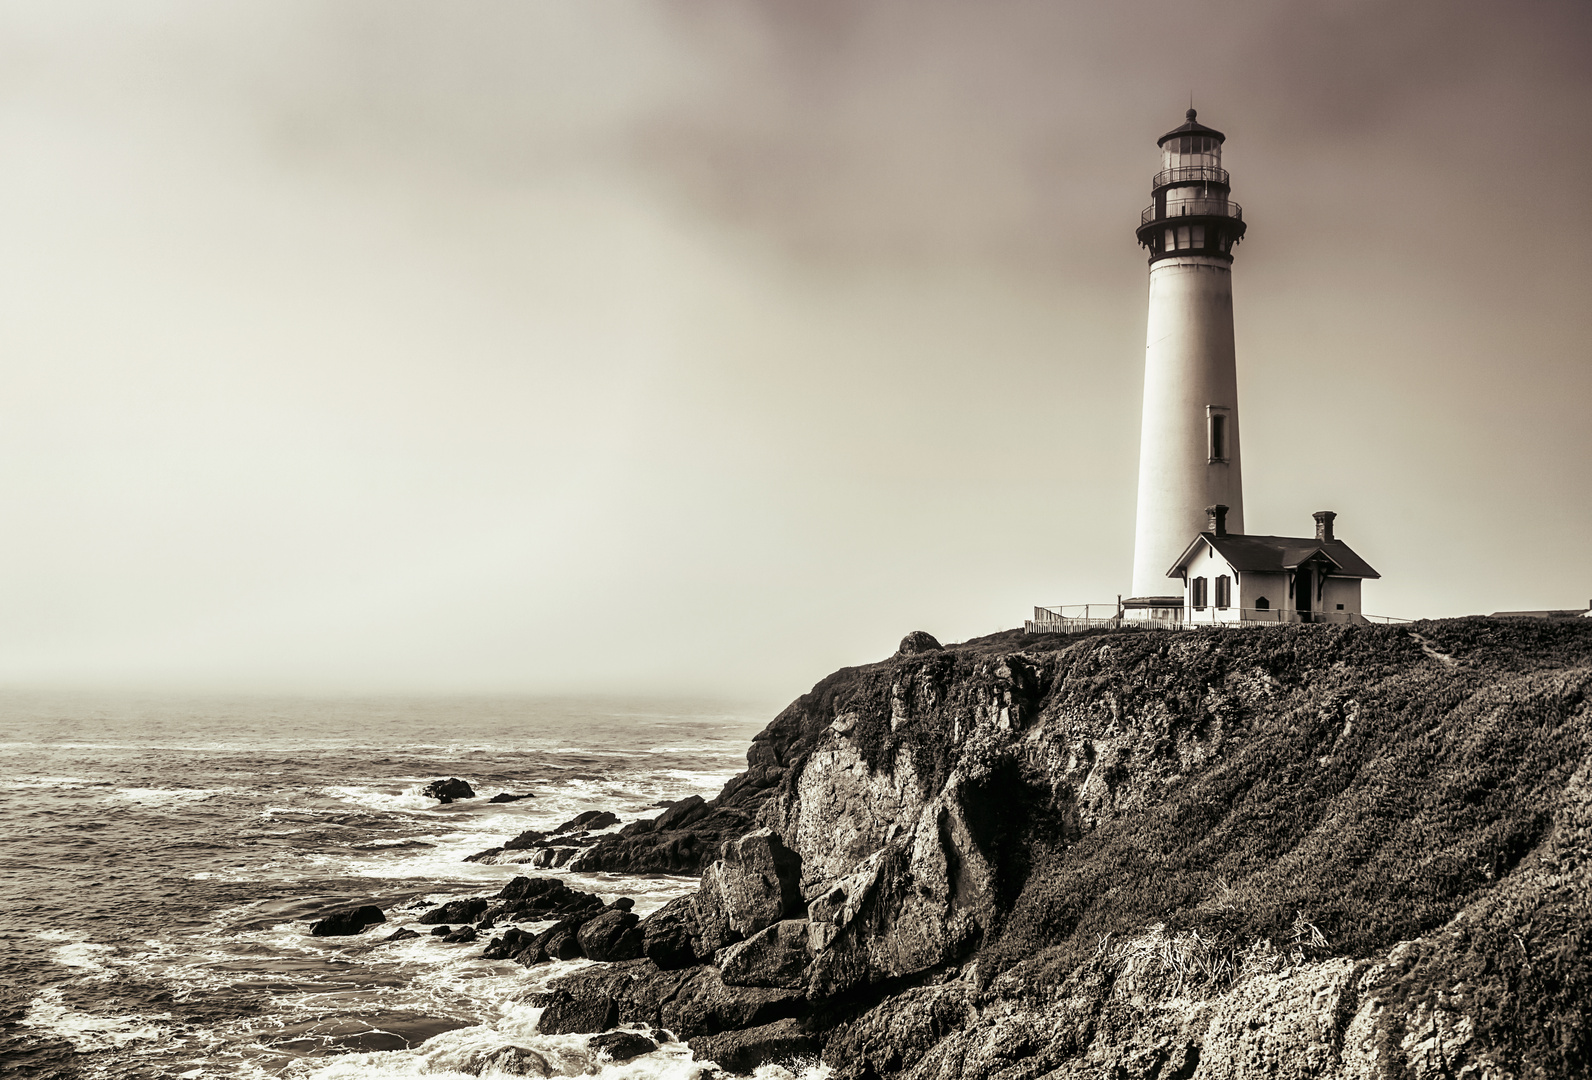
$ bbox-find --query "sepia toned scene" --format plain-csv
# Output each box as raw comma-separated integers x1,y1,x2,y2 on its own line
2,4,1589,1079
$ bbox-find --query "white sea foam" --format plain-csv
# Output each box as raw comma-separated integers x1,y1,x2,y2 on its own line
112,786,230,807
1,774,104,790
21,989,169,1052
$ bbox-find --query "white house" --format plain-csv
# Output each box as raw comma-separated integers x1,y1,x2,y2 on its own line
1166,507,1380,624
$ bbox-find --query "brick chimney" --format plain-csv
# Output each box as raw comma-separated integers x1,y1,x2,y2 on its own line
1313,510,1336,542
1207,504,1229,537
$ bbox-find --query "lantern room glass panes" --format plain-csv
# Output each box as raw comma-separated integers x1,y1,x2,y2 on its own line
1162,134,1222,172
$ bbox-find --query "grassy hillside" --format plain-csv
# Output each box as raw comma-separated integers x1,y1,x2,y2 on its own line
970,619,1591,1077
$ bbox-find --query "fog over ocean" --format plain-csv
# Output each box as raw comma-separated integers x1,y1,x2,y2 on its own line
0,694,809,1078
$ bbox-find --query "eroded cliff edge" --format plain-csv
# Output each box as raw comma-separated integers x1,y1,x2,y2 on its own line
551,619,1592,1078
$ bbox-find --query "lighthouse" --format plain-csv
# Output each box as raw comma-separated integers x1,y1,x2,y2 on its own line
1124,109,1249,618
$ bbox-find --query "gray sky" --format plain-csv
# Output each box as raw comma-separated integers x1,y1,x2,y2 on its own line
0,1,1587,700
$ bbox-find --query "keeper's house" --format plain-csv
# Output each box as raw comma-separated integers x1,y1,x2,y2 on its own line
1167,506,1380,624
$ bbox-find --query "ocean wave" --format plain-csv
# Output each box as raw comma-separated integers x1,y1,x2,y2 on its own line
20,989,169,1052
111,786,232,807
0,774,108,790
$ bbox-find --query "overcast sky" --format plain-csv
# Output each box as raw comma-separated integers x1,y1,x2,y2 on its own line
0,1,1587,701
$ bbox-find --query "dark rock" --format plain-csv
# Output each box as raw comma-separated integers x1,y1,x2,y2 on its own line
695,828,804,953
417,898,490,925
536,959,806,1040
690,1018,818,1072
718,920,811,989
587,1030,658,1062
461,1045,553,1077
310,905,386,937
488,792,533,803
611,897,635,912
421,778,475,803
502,829,548,851
381,928,421,944
641,895,707,969
463,847,504,864
553,810,619,835
896,630,943,656
542,929,582,961
482,926,536,961
819,984,976,1078
430,926,452,937
536,990,616,1035
489,877,605,921
653,794,710,832
575,908,644,962
443,926,478,943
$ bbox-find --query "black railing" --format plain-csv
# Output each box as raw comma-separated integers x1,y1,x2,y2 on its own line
1153,165,1228,189
1141,200,1244,226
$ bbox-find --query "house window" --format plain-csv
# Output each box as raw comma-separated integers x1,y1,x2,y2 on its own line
1255,596,1269,611
1191,577,1207,610
1215,575,1231,609
1336,603,1345,610
1208,412,1227,462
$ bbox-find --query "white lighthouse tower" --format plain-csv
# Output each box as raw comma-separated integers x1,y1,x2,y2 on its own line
1124,109,1249,618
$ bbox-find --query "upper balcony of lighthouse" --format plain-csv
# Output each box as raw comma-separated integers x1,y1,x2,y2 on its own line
1136,109,1247,263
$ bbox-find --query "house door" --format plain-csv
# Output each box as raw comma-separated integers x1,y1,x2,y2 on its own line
1294,568,1313,622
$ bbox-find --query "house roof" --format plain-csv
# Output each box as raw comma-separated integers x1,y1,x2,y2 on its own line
1167,533,1381,580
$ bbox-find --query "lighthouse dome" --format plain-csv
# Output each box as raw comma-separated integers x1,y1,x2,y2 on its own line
1156,108,1226,147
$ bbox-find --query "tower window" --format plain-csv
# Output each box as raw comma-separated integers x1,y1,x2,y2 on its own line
1208,411,1228,462
1215,575,1231,609
1192,225,1206,248
1165,228,1174,250
1255,596,1269,611
1177,225,1190,249
1191,577,1207,610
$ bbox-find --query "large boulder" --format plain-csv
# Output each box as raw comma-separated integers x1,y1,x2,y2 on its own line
694,828,804,953
576,908,644,962
689,1018,819,1072
310,905,385,936
641,895,708,969
536,991,617,1035
553,810,619,834
421,778,475,803
587,1031,657,1062
718,920,811,989
417,898,490,925
896,630,943,656
488,792,533,803
533,959,806,1040
460,1045,554,1077
653,794,711,831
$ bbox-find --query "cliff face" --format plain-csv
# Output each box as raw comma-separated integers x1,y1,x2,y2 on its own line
558,620,1592,1079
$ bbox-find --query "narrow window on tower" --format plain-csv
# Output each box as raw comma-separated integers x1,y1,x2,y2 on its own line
1215,575,1231,609
1191,225,1206,248
1207,408,1229,463
1165,228,1175,250
1177,226,1190,249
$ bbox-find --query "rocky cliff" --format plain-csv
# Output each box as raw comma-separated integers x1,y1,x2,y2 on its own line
547,619,1592,1078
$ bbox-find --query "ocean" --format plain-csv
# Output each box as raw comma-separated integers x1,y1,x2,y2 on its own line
0,693,817,1079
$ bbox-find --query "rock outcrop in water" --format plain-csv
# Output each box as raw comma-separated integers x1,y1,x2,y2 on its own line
310,905,386,936
421,778,475,803
549,619,1592,1078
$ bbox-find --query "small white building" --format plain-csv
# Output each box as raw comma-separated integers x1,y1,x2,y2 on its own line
1166,507,1380,624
